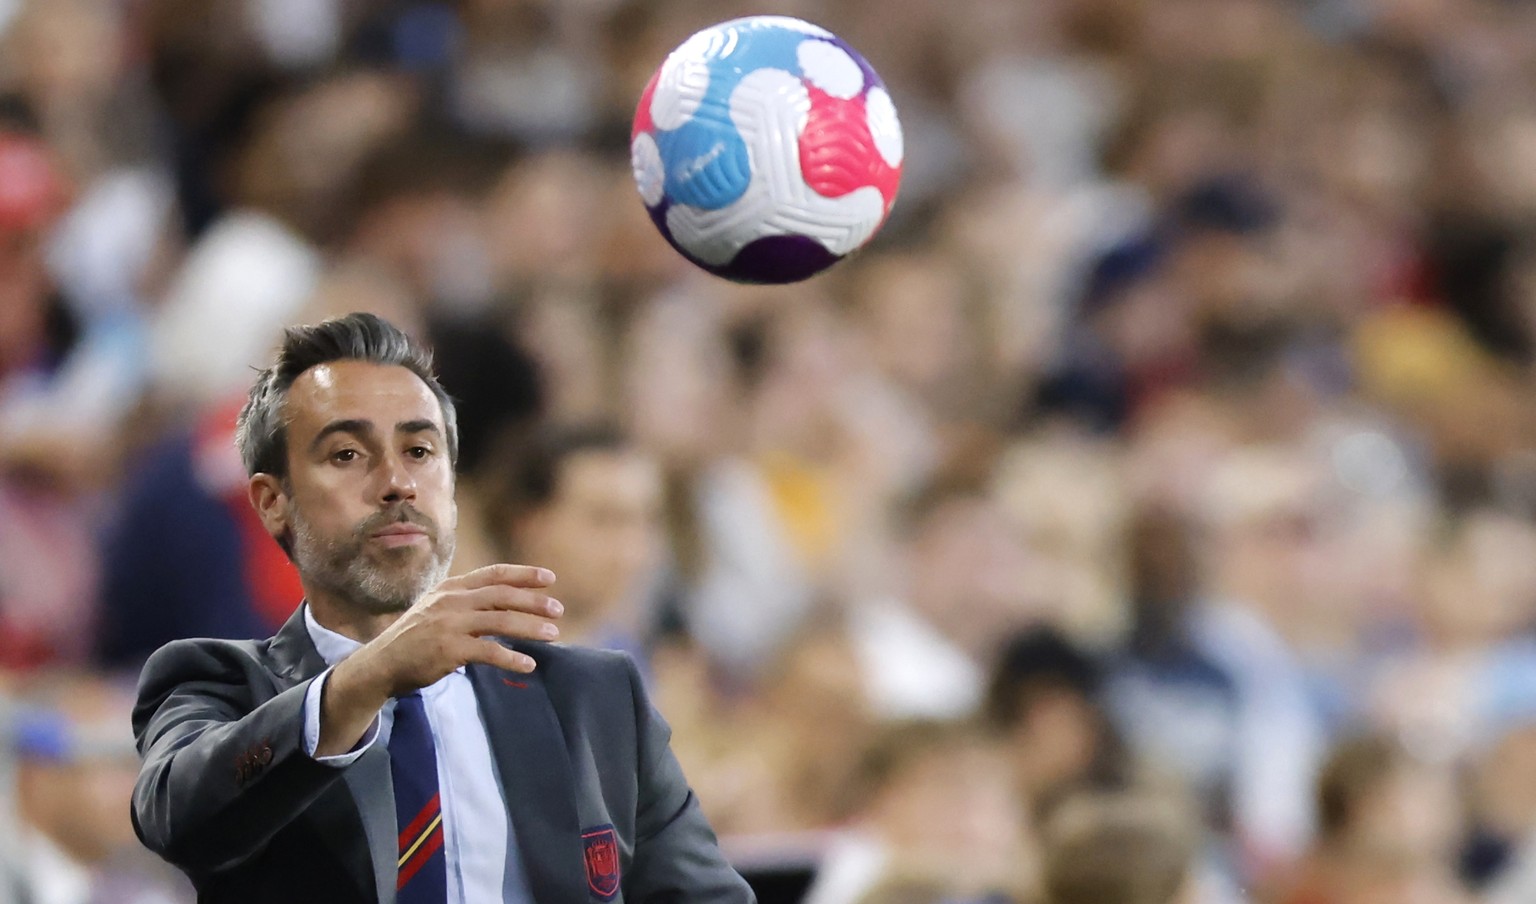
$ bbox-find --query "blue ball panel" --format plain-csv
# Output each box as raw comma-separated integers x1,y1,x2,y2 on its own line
657,21,813,212
655,116,752,211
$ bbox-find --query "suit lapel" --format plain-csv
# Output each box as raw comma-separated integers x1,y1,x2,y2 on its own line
468,658,587,904
340,746,397,904
267,604,397,904
267,606,327,682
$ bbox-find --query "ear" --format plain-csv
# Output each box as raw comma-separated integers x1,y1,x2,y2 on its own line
248,474,291,544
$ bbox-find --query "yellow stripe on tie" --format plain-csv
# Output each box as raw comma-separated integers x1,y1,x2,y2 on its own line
398,813,443,868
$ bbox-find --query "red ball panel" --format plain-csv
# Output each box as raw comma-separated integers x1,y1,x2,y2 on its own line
632,69,660,140
798,85,901,211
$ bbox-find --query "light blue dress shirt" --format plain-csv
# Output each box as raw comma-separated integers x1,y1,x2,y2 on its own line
300,605,533,903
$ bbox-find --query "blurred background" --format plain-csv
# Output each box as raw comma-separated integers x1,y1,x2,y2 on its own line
3,0,1536,902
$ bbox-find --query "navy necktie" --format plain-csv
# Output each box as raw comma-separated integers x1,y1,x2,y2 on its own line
391,692,448,902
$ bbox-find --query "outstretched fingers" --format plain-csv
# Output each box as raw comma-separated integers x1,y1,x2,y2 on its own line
464,610,560,643
443,563,556,592
448,584,563,619
466,639,538,674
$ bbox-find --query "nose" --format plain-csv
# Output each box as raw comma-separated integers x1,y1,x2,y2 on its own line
377,450,417,505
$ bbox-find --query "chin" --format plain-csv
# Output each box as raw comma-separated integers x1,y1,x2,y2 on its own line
351,590,417,616
342,541,451,609
349,567,431,613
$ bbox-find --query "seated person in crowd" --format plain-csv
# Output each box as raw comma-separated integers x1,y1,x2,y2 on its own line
1040,790,1198,904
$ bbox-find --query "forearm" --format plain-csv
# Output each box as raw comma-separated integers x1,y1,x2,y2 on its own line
315,652,392,757
134,678,346,874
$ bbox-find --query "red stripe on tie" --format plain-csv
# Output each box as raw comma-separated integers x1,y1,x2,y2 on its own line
398,793,441,851
396,822,446,890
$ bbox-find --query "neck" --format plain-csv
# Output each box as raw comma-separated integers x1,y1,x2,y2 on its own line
305,587,403,643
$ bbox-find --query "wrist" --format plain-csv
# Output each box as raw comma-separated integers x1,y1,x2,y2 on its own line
313,654,392,759
328,652,393,713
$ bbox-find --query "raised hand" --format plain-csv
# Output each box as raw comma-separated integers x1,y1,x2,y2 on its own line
315,564,563,756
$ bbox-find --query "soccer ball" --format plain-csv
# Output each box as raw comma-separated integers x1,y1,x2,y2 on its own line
630,16,903,284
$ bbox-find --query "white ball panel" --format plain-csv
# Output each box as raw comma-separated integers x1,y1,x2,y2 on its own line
743,16,832,38
631,132,665,207
766,185,886,255
865,87,904,167
652,30,715,130
797,41,863,100
729,68,811,207
666,180,777,265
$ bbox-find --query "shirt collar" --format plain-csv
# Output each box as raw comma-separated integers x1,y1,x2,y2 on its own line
303,603,364,668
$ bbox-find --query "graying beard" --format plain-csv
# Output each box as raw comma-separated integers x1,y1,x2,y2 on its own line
346,551,452,613
291,507,454,613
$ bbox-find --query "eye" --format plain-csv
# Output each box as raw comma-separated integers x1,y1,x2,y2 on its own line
406,445,433,460
332,448,360,464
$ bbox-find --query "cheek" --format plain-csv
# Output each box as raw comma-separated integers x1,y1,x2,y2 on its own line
288,484,368,542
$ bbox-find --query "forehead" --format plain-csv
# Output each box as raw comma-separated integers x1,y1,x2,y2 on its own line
283,360,443,434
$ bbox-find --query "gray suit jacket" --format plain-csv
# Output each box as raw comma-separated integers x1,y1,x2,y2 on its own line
132,607,754,904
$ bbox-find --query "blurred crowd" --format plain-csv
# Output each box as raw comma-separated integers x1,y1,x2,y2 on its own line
4,0,1536,902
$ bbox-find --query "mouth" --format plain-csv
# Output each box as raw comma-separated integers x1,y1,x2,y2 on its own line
370,524,430,548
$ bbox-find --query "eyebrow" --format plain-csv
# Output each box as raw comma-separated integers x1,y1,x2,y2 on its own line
309,418,443,453
396,419,442,440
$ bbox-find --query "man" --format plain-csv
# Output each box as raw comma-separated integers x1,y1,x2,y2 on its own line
0,128,101,670
983,627,1127,811
130,313,754,903
97,395,303,668
482,425,672,669
1040,791,1199,904
6,673,193,904
803,720,1031,904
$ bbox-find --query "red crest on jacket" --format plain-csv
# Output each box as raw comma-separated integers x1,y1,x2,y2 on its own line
582,825,621,900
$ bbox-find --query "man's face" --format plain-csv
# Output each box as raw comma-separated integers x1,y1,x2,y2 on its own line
516,449,663,616
272,361,456,613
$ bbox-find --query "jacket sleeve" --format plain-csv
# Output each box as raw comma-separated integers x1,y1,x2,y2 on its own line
622,656,757,904
131,639,350,876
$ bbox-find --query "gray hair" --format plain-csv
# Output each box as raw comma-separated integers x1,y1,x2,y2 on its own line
235,312,459,479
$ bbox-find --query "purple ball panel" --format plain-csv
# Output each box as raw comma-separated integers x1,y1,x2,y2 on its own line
646,199,842,284
715,234,841,284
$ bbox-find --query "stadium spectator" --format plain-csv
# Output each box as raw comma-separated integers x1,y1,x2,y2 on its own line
984,626,1128,812
4,672,193,903
802,720,1033,904
1275,733,1468,904
1039,790,1199,904
480,423,675,668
